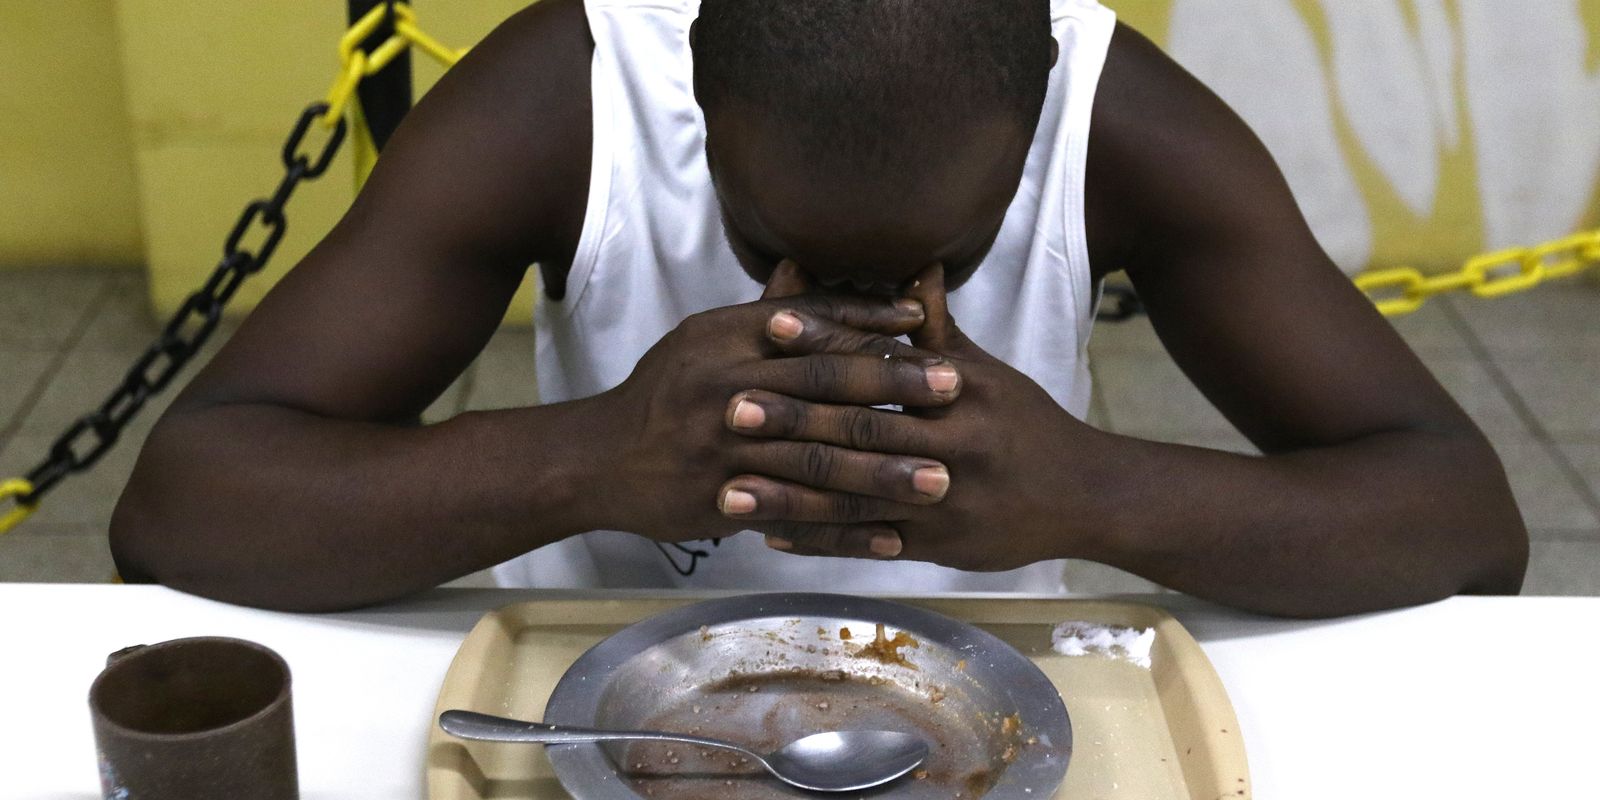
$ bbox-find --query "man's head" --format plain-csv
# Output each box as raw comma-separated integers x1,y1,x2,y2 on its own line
692,0,1057,293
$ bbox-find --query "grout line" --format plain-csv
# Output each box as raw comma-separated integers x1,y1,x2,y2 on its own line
1529,529,1600,544
1437,298,1600,519
0,274,122,453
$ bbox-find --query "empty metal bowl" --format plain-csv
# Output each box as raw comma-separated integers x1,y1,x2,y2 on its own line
543,593,1072,799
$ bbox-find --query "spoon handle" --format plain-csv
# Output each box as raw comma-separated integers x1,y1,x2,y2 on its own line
439,710,758,756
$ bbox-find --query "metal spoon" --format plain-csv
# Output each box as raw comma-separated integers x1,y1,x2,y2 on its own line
439,709,929,793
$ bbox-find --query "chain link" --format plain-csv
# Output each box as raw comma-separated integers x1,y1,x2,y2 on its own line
321,2,468,128
0,104,348,533
0,2,451,536
1356,230,1600,316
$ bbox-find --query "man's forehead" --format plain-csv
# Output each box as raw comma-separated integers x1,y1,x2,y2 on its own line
710,117,1026,278
716,140,1017,278
723,189,975,279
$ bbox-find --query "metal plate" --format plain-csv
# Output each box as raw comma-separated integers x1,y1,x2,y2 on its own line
543,593,1072,799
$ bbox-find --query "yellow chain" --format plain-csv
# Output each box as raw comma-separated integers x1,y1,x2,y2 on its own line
320,3,469,129
0,479,38,536
1356,229,1600,316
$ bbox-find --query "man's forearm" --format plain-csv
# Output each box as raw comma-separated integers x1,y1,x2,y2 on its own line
1077,426,1528,617
111,400,601,612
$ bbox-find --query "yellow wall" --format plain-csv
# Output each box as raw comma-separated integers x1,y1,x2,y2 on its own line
4,1,1598,307
113,0,536,321
1105,0,1600,274
0,0,142,268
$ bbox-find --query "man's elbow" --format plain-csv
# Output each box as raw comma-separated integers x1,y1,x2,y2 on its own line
1461,517,1529,597
108,468,172,587
108,436,238,602
1450,429,1530,597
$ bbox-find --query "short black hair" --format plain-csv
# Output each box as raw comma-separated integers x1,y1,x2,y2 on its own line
693,0,1054,181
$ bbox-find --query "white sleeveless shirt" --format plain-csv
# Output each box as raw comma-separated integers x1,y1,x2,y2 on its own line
492,0,1117,592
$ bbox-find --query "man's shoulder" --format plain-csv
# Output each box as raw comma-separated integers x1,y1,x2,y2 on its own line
499,0,595,54
1083,22,1255,279
450,0,596,274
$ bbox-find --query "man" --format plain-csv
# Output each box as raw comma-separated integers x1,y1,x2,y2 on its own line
110,0,1527,616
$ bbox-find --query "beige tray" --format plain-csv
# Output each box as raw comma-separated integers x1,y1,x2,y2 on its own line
428,597,1249,800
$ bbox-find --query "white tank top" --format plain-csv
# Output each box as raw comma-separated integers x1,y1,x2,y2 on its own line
493,0,1117,592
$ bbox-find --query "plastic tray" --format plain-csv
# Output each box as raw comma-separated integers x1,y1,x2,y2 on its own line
427,596,1249,800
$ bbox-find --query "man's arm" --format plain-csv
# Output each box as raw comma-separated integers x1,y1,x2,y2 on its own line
113,0,962,611
722,24,1526,617
1078,25,1527,614
110,0,601,610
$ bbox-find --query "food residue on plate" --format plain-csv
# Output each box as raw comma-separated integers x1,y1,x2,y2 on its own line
855,623,920,667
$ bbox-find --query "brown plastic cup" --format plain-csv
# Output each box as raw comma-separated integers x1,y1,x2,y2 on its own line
89,636,298,800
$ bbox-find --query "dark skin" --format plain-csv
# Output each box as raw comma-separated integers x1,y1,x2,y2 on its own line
110,0,1527,615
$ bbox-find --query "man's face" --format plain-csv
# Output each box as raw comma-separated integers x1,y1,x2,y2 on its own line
706,112,1035,295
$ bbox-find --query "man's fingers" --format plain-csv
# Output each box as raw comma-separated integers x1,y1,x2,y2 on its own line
730,439,949,505
757,524,902,559
904,263,977,355
763,531,902,559
727,390,941,458
760,259,813,300
766,309,931,358
718,475,909,525
775,293,926,337
736,353,961,407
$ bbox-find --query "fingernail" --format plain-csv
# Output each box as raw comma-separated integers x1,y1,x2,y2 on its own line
913,466,950,499
766,536,793,551
769,311,803,341
730,398,765,429
926,363,960,393
721,489,757,515
870,533,903,557
895,299,924,317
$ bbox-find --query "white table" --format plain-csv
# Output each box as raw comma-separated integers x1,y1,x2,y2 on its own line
0,585,1594,799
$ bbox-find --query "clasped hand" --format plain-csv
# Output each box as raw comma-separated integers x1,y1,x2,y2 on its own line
590,261,1106,571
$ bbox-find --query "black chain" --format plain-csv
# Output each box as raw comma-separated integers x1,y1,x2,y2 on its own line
17,103,347,503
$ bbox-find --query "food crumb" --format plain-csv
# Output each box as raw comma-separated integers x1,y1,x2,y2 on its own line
856,623,919,667
699,625,711,642
913,769,929,781
839,627,853,640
